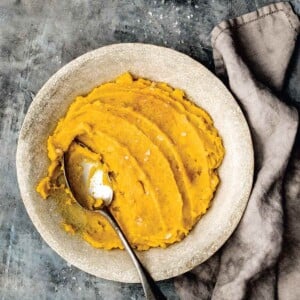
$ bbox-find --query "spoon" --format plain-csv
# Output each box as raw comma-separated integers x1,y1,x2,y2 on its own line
61,144,166,300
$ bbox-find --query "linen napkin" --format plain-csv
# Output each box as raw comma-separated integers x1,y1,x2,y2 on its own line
174,2,300,300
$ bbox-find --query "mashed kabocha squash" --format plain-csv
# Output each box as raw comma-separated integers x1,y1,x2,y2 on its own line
36,73,225,251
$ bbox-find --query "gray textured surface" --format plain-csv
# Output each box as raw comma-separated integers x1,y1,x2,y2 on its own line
0,1,299,299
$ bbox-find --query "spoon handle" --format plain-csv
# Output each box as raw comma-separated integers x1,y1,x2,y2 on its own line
99,207,166,300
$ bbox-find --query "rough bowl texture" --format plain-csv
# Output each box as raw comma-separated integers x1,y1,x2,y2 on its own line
16,43,253,283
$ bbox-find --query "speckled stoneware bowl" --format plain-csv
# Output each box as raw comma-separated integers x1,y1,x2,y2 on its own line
16,43,253,283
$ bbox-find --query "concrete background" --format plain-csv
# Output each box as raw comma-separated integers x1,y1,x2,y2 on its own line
0,1,299,299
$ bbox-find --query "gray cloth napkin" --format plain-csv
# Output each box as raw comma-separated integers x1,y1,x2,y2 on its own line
174,2,300,300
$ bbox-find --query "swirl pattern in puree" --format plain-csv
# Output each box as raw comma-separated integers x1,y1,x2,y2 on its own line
37,72,225,251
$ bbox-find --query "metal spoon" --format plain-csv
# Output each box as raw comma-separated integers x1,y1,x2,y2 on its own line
61,146,166,300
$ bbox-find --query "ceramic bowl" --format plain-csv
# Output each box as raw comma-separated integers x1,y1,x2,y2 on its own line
16,43,253,282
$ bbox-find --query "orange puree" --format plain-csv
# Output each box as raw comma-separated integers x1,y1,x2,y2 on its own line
36,72,225,250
